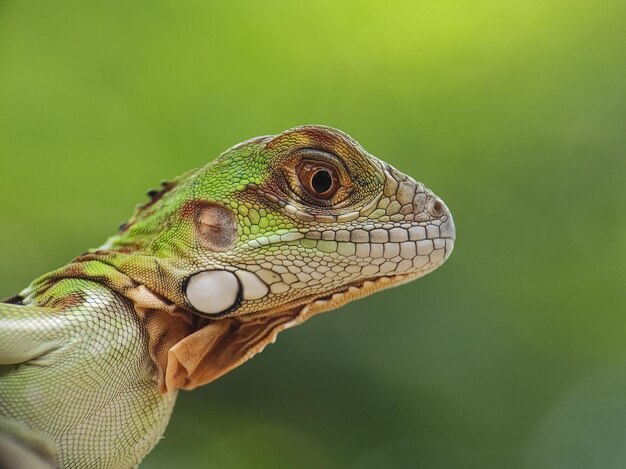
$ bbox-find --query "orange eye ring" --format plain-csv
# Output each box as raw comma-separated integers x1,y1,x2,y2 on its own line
296,161,341,200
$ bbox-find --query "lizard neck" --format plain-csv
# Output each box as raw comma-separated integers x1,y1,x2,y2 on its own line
25,253,205,394
29,250,189,309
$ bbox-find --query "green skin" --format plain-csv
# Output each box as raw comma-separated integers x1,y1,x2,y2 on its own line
0,126,455,468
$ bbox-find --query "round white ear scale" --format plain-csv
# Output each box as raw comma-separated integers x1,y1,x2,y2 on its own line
186,270,240,315
235,270,269,300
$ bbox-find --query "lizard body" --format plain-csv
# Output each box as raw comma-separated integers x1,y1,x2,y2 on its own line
0,125,455,468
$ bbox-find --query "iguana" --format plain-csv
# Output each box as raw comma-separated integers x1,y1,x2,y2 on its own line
0,125,455,468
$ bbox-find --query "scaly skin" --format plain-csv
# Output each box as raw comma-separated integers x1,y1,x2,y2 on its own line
0,125,455,468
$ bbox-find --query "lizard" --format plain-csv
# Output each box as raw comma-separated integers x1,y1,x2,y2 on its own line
0,125,455,468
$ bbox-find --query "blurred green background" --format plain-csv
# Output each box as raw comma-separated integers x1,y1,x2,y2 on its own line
1,1,625,468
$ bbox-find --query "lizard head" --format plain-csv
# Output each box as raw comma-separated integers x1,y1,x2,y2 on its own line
98,125,455,391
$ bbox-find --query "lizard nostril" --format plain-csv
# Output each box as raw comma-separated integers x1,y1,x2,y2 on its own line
428,198,446,217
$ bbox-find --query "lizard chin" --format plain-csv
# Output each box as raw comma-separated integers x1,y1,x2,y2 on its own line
288,269,434,323
243,259,448,328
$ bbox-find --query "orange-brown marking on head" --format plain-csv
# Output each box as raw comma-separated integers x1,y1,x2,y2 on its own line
265,125,366,160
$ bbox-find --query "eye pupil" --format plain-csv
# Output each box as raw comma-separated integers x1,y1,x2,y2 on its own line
311,170,333,194
295,161,340,201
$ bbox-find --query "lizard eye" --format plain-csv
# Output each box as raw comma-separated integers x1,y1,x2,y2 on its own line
281,150,353,208
296,161,340,200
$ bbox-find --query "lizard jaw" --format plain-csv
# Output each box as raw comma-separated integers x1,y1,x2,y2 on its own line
236,228,455,327
241,245,453,328
291,267,443,324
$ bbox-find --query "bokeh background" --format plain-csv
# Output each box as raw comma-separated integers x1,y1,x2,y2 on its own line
1,1,625,468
